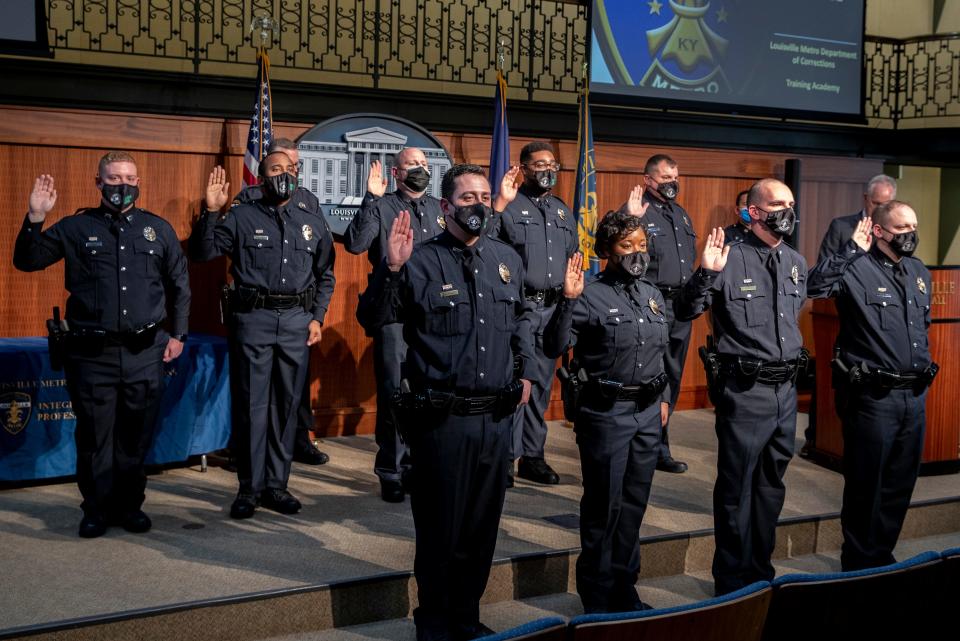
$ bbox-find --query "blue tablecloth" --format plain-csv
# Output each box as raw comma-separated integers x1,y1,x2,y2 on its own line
0,334,231,481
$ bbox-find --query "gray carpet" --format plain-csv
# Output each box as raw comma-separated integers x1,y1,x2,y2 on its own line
0,410,957,631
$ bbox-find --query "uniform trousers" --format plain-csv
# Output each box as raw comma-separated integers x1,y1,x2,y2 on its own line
409,412,512,640
712,376,796,595
840,386,926,571
575,399,660,612
64,330,167,515
373,322,410,482
513,302,556,460
230,307,310,494
659,297,692,460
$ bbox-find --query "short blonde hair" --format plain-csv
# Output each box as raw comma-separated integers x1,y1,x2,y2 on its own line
98,151,137,177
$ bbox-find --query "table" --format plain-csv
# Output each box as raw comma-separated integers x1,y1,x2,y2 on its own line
0,334,231,481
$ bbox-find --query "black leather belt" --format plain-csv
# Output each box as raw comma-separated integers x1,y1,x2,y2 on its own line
450,394,499,416
524,286,562,307
718,354,800,384
659,286,682,300
617,373,669,403
259,293,304,310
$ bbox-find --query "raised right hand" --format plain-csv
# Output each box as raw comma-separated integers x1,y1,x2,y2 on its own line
205,166,230,212
386,210,414,271
853,216,872,252
367,159,388,198
701,227,730,272
563,252,585,299
28,174,57,222
625,184,648,217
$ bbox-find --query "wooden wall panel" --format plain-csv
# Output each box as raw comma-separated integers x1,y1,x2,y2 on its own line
0,106,882,434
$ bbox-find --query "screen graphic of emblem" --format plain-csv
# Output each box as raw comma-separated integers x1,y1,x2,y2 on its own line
0,392,33,436
594,0,731,93
302,225,314,241
110,192,123,205
143,226,156,242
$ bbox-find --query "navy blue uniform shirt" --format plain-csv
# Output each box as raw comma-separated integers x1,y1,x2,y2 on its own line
544,270,670,394
640,192,697,289
357,232,536,395
678,233,807,363
344,190,445,270
14,206,190,335
816,210,865,267
232,184,336,319
193,199,334,324
808,240,931,372
491,185,579,291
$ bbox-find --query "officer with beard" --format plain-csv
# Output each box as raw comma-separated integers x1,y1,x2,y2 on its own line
490,141,578,485
345,147,445,502
677,178,807,595
358,164,534,641
193,151,332,519
808,201,935,571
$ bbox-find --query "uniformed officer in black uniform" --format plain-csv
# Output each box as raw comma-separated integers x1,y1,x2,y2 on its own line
808,201,934,571
544,210,670,613
490,141,578,485
723,189,751,246
14,153,190,538
344,147,445,502
623,154,696,474
225,137,334,467
193,151,334,519
357,164,535,641
677,178,807,595
803,174,897,458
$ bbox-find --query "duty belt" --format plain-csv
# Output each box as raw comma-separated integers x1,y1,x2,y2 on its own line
616,373,669,402
838,361,939,390
524,286,562,307
717,354,802,384
258,292,308,310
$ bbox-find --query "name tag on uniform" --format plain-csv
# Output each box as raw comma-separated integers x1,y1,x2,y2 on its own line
608,308,619,313
440,289,459,297
520,210,530,216
740,285,757,292
85,239,102,248
253,234,269,241
743,278,753,284
877,287,887,292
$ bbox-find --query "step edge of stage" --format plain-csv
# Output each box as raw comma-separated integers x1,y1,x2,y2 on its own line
2,495,958,640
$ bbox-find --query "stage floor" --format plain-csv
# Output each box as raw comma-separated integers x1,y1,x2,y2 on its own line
1,410,958,633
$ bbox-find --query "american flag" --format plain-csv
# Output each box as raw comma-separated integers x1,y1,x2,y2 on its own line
242,48,272,188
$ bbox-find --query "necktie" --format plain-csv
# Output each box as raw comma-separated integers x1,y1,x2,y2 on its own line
461,246,476,282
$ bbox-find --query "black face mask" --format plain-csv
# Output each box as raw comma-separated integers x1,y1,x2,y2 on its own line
655,180,679,201
528,169,557,192
449,203,492,237
882,228,918,257
611,250,650,279
760,206,796,237
100,183,139,212
402,166,430,192
263,172,298,202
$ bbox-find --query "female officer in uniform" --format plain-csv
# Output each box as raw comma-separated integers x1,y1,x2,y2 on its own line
544,209,670,613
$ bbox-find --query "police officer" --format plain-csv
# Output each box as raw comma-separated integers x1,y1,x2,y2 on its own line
226,137,334,467
677,178,807,595
723,190,751,246
803,174,898,459
14,153,190,538
808,202,934,571
357,164,535,641
624,154,696,474
544,210,670,613
344,147,444,502
193,151,333,519
490,141,578,485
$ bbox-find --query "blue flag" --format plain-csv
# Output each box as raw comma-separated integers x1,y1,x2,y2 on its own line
488,71,511,196
574,83,600,277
